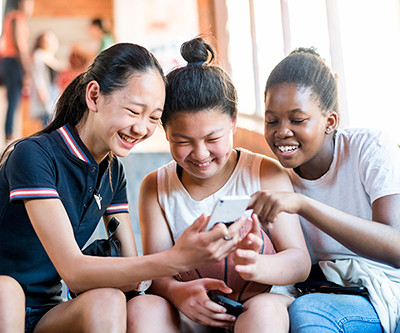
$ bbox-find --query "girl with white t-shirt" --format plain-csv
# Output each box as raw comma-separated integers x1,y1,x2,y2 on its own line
250,47,400,333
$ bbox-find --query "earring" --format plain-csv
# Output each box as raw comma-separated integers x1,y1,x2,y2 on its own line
325,128,331,134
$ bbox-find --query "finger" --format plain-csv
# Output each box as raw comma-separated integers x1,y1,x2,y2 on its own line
202,278,233,294
235,263,255,278
189,213,209,232
197,311,236,329
235,248,257,262
248,191,262,209
246,232,263,248
203,300,237,324
249,213,261,235
227,215,247,238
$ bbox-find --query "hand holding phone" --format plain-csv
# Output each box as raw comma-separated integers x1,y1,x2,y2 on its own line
210,294,243,317
205,195,251,232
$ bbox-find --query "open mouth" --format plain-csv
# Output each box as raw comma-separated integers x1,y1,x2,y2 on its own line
277,145,298,153
191,159,213,167
119,132,137,144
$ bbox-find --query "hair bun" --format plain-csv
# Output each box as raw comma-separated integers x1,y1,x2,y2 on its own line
180,37,215,65
290,46,320,58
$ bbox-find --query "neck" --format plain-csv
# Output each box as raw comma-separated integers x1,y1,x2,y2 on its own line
296,134,336,180
74,123,107,164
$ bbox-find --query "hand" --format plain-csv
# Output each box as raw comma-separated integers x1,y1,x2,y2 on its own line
172,213,247,272
233,214,264,281
173,278,237,328
249,191,303,224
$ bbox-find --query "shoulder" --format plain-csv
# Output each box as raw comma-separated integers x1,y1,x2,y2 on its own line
140,168,162,201
336,127,398,155
336,127,391,145
10,136,53,161
260,155,293,190
259,153,287,177
237,148,292,191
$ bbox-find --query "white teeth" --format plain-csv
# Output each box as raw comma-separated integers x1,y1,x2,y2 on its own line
194,161,211,167
120,133,135,143
277,145,297,153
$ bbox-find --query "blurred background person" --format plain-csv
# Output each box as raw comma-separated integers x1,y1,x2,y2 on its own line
0,0,35,142
72,18,115,64
30,30,61,126
55,49,88,93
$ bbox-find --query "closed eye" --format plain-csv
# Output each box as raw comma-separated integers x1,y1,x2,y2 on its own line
291,119,306,124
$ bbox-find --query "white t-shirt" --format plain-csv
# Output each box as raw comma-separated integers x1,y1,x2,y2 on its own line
288,127,400,264
157,148,263,242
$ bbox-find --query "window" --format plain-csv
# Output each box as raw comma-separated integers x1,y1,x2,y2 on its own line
225,0,400,143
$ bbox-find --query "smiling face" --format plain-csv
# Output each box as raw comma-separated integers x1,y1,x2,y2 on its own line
264,84,337,180
165,109,236,182
83,70,165,163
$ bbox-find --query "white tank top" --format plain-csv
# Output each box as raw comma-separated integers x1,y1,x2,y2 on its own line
157,148,263,242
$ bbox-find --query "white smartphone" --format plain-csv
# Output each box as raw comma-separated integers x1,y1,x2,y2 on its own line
205,195,251,231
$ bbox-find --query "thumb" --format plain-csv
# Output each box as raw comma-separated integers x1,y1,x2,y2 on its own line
188,213,208,233
203,278,233,294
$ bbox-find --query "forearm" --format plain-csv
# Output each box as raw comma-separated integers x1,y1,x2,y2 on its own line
298,195,400,267
253,248,310,286
147,276,183,306
66,248,184,294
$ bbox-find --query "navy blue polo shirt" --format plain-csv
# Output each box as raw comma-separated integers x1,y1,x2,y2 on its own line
0,123,129,307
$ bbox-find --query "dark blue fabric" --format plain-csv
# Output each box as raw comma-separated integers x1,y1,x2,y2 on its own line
0,57,24,137
25,305,53,333
0,123,128,307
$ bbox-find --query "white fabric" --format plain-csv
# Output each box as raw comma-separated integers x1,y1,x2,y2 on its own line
157,148,262,243
320,258,400,333
289,128,400,263
30,48,60,119
289,128,400,332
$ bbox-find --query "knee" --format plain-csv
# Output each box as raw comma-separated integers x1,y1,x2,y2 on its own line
0,276,24,306
128,294,176,317
78,288,127,329
244,293,291,320
127,295,179,332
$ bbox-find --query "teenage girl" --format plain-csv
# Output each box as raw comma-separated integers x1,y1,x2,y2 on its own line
0,43,244,333
139,38,311,333
250,47,400,333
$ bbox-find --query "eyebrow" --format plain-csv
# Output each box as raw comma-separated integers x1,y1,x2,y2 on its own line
127,99,163,113
170,128,224,139
265,108,306,115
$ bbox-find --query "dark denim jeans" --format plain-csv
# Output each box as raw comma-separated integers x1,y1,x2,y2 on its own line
0,57,24,138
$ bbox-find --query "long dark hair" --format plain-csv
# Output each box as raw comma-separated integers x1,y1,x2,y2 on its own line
161,37,237,128
1,42,166,164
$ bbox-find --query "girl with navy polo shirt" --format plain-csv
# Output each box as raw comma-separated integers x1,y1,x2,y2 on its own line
0,43,245,333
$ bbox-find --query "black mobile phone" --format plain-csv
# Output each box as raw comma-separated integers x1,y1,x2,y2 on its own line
304,285,369,298
210,294,243,317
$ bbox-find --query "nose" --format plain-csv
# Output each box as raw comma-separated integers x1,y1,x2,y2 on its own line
275,121,293,139
192,142,210,161
131,118,148,137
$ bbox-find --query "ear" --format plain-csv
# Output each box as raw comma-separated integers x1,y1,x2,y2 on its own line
325,111,338,134
86,80,101,113
231,115,238,135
